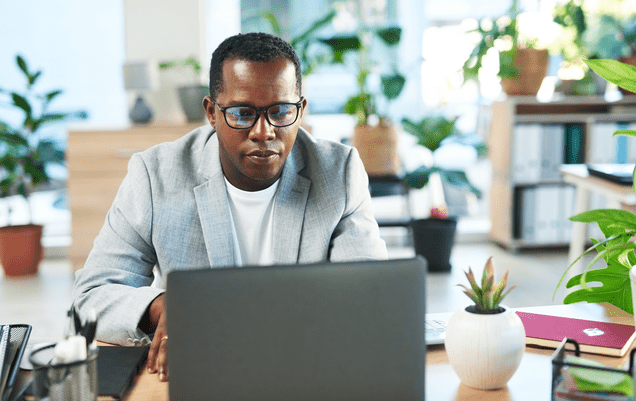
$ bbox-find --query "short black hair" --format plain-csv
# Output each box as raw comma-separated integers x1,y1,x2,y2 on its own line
209,32,302,100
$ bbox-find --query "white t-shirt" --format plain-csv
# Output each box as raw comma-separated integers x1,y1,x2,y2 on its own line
224,177,279,266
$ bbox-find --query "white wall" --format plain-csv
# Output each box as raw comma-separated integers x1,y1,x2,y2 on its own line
123,0,240,123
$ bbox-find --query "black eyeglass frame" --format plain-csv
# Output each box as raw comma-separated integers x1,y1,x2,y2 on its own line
212,97,304,129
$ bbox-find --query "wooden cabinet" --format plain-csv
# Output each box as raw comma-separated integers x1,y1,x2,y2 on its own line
488,95,636,250
67,123,203,270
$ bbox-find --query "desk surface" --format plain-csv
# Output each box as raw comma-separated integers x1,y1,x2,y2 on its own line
120,302,634,401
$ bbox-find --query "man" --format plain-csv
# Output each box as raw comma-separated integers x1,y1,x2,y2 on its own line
72,32,387,382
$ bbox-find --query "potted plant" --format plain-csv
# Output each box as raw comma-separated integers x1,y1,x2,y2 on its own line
555,59,636,316
158,56,208,123
0,55,86,276
317,25,405,176
401,115,483,272
462,0,548,96
445,257,525,390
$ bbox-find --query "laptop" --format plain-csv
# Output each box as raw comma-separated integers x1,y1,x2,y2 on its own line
587,163,635,185
166,257,427,401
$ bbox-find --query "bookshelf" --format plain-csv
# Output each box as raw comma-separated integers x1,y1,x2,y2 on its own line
488,95,636,250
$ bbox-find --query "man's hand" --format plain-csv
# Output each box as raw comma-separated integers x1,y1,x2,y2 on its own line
144,294,169,381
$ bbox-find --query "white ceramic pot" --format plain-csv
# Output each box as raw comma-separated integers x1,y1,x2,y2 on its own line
629,266,636,323
444,305,526,390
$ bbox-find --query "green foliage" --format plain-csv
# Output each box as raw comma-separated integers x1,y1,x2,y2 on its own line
402,116,459,152
585,59,636,94
554,59,636,314
338,26,406,125
0,55,87,223
462,0,523,83
458,257,515,313
244,8,339,76
401,115,483,198
158,56,202,84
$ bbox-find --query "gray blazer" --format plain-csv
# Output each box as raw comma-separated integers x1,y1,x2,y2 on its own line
72,125,388,345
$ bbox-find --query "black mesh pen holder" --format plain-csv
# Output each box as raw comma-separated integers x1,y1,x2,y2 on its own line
29,343,98,401
551,338,636,401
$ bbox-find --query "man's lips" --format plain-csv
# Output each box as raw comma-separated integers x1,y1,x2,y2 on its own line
244,149,279,163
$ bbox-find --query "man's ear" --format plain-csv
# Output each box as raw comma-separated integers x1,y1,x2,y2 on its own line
299,96,308,120
203,96,216,127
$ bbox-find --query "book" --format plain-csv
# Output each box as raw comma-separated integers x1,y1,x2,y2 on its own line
516,311,636,357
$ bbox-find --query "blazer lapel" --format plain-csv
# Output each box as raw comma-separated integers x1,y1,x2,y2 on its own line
194,133,235,267
273,143,310,264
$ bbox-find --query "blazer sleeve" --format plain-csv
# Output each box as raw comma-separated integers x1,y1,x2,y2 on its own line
328,147,388,261
72,154,163,346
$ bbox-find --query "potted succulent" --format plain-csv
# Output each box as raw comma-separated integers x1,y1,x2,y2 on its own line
462,0,548,96
401,115,483,272
158,56,208,123
555,59,636,316
0,55,86,276
445,257,525,390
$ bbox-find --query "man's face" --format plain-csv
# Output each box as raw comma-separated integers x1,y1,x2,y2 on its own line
203,58,306,191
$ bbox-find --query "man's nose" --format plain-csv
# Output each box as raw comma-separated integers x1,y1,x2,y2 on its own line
248,112,276,141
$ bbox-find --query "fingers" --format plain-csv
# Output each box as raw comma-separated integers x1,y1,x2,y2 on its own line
147,334,169,381
157,335,169,382
146,332,162,374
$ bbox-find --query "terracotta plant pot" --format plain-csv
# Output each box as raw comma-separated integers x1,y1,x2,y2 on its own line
352,123,400,176
0,224,43,276
501,48,549,96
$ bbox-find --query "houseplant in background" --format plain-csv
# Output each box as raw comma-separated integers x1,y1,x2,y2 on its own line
158,56,208,123
462,0,548,96
324,25,405,175
0,55,87,276
555,59,636,317
401,114,483,272
445,257,525,390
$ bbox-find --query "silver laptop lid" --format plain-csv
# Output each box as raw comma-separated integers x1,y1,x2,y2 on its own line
166,257,427,401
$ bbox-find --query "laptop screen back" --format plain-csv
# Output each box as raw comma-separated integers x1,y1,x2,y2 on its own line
166,257,427,401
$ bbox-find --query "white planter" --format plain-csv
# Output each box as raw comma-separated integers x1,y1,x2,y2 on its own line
444,305,526,390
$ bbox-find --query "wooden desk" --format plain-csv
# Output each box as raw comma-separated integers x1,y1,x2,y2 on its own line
560,164,636,273
121,303,634,400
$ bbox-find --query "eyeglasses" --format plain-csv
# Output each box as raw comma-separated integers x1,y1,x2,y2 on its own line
213,98,304,129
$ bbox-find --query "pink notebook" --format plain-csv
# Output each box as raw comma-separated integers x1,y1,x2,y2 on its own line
516,311,636,357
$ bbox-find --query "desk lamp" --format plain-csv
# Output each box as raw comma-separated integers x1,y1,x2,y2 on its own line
123,61,159,124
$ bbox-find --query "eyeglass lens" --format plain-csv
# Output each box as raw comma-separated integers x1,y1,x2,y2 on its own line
224,103,299,128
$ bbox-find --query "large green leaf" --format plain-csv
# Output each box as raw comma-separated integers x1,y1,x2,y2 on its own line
585,59,636,93
563,247,633,314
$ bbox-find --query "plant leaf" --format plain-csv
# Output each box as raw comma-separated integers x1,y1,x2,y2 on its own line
585,59,636,93
375,27,401,46
563,256,633,314
380,73,405,100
